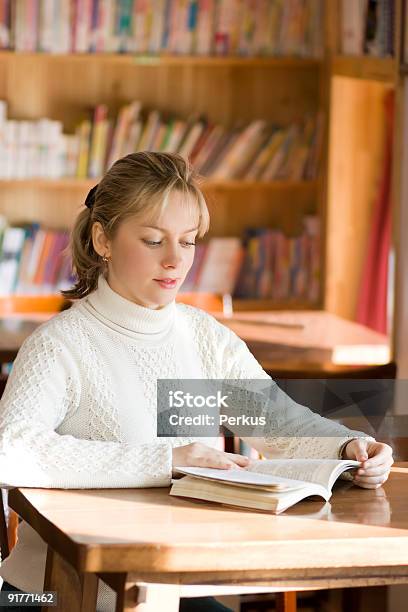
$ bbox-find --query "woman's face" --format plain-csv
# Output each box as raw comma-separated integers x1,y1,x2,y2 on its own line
94,191,199,309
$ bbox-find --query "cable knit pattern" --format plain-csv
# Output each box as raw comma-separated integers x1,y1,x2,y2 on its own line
0,275,372,611
59,310,122,442
125,341,198,446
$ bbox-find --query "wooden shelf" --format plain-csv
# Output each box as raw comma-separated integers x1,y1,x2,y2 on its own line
0,50,321,68
0,178,98,189
0,178,319,192
331,55,396,82
203,180,319,192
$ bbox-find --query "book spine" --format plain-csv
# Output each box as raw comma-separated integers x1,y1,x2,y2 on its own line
131,0,147,53
195,0,212,55
88,104,108,177
0,1,10,49
38,0,54,52
148,0,165,54
0,227,27,295
76,119,92,178
116,0,133,53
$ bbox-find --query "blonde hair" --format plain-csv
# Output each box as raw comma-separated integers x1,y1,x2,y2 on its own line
61,152,210,300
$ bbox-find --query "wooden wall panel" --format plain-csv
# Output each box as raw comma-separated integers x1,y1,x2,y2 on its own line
325,76,391,320
0,55,319,128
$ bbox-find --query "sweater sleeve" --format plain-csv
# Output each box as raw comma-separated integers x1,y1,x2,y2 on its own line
219,323,374,460
0,328,173,489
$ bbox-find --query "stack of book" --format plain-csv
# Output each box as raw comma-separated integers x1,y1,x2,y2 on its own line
182,236,244,295
0,0,323,58
340,0,394,57
0,101,69,179
234,216,320,302
0,218,73,295
181,216,321,303
0,99,323,181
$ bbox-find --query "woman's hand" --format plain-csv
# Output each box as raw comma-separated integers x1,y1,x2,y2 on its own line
172,442,249,473
342,438,394,489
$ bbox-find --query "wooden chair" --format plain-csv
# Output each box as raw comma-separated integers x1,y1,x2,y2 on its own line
0,374,19,560
0,295,66,561
0,295,221,563
0,493,9,560
0,375,8,558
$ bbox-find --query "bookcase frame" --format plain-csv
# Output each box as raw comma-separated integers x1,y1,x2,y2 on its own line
0,1,404,326
400,0,408,72
325,0,403,338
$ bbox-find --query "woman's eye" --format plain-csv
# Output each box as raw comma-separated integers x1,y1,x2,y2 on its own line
143,239,162,246
142,239,196,247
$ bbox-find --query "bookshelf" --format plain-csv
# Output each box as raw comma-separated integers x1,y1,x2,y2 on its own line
0,13,324,311
0,0,403,321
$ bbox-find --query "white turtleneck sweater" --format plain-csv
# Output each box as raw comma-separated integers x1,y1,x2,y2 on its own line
0,275,369,611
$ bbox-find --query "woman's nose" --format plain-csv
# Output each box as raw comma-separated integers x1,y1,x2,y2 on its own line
162,246,183,268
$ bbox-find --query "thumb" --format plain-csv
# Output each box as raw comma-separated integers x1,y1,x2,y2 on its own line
353,439,368,462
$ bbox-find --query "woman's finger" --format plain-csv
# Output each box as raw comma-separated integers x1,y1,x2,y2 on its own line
363,444,393,468
358,461,393,477
203,455,236,469
354,473,389,485
225,452,250,466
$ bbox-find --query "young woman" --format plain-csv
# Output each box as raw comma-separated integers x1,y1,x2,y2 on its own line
0,152,393,611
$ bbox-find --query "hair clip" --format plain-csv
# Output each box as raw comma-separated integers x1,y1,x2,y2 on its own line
84,185,98,210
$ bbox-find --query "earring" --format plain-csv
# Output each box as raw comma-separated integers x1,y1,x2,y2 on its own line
102,255,110,264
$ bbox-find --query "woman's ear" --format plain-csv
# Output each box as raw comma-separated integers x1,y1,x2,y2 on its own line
91,222,111,258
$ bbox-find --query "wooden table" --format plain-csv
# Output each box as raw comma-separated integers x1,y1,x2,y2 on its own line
8,464,408,612
0,310,391,377
215,310,392,377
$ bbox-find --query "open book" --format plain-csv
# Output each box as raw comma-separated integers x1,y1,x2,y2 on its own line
170,459,360,514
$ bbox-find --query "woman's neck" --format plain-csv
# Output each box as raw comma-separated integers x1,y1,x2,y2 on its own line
81,274,176,341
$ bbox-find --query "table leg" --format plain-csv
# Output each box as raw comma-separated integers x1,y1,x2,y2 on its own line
114,578,180,612
7,510,18,551
276,591,297,612
42,545,98,612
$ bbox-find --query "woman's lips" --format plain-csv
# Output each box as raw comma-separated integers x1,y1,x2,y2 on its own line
154,278,179,289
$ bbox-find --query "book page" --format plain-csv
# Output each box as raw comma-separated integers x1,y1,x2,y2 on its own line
247,459,359,489
175,466,306,489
